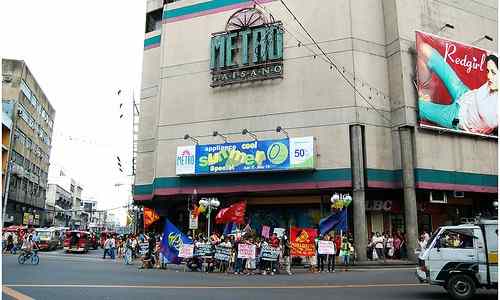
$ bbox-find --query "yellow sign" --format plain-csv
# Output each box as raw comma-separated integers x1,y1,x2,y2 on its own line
22,213,31,225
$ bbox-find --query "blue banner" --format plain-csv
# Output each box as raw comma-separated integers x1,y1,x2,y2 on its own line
160,218,192,263
195,139,290,174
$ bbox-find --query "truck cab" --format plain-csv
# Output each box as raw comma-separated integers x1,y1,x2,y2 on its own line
416,219,497,300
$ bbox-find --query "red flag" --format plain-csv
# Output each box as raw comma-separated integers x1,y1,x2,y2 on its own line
215,201,246,224
290,227,317,257
143,207,160,230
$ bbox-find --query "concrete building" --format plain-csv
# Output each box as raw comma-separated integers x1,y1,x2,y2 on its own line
46,183,72,227
2,59,55,227
46,166,84,228
133,0,498,260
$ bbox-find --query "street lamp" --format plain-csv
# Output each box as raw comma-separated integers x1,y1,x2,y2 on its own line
276,126,289,138
212,131,228,143
199,197,220,237
184,134,199,144
242,128,258,141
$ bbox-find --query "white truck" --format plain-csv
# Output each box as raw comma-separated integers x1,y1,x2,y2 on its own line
416,219,498,300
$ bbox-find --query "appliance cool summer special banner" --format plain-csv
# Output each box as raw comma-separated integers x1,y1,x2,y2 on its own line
175,137,314,176
416,31,498,137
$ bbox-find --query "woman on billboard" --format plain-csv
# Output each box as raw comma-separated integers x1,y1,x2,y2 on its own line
417,42,498,135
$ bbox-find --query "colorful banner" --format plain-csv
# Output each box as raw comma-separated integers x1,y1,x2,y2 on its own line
176,137,314,176
416,31,498,137
237,243,256,259
215,201,246,224
290,227,317,257
318,241,336,255
160,218,193,262
143,207,160,230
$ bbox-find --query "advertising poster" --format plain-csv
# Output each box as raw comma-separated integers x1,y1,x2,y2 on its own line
22,213,30,225
176,137,315,176
416,31,498,137
290,227,317,257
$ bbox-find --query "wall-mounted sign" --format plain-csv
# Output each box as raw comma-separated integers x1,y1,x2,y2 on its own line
210,8,283,87
416,31,498,137
175,137,314,176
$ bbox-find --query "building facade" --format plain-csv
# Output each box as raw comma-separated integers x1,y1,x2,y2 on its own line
46,183,73,227
2,59,55,227
134,0,498,260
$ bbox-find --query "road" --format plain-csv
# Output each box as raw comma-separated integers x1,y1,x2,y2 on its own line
2,249,498,300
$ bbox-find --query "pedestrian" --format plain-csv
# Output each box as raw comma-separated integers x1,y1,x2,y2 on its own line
340,237,351,267
386,234,394,259
281,235,293,275
372,232,385,261
103,236,111,259
317,235,326,273
326,234,336,272
110,235,116,259
124,235,133,265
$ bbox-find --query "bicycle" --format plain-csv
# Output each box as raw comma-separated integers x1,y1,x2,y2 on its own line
17,250,40,265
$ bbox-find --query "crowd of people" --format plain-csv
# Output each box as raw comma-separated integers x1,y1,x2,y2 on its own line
3,230,40,257
130,230,358,275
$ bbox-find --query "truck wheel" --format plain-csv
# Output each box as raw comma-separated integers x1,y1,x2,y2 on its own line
447,274,476,300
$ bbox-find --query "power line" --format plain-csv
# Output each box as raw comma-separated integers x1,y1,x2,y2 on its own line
253,0,392,124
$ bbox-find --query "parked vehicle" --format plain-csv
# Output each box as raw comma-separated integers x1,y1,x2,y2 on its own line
64,231,90,253
416,219,498,300
35,228,59,251
89,233,98,250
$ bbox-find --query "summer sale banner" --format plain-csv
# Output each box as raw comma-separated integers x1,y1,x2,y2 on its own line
416,31,498,137
176,137,314,175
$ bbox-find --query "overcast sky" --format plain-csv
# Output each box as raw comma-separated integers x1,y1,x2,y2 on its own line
1,1,147,225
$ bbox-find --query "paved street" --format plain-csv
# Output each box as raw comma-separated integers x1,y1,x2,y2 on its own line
2,250,497,300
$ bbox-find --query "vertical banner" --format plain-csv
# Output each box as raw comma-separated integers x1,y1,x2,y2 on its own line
416,31,498,136
290,227,317,257
189,212,198,230
261,225,270,238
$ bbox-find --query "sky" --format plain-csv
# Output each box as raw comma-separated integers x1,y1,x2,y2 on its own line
1,1,147,226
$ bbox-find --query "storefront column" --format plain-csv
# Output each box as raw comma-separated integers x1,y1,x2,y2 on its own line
350,125,367,261
399,126,418,261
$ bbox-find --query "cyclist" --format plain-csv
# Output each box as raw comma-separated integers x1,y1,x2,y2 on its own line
21,235,35,257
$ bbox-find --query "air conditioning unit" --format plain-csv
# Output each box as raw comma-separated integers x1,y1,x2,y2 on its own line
430,191,447,204
453,191,465,198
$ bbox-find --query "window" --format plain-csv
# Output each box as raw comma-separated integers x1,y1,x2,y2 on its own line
438,229,474,249
20,80,32,100
11,150,24,166
25,137,32,151
145,8,162,33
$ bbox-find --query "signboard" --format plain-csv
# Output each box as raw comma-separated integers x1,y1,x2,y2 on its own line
189,213,198,230
179,244,194,258
416,31,498,137
34,214,40,226
290,227,317,257
237,243,256,259
139,242,149,255
176,146,196,175
193,243,215,257
176,137,314,176
261,225,270,238
260,245,280,261
317,241,335,255
210,9,283,88
214,245,232,261
23,213,31,225
273,228,286,238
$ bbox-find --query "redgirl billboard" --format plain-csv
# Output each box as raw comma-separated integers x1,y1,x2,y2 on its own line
416,31,498,137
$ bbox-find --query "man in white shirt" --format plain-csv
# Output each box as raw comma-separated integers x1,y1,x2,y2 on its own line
103,237,111,259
